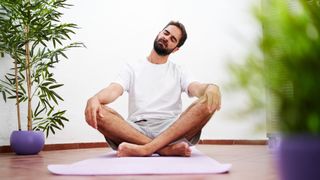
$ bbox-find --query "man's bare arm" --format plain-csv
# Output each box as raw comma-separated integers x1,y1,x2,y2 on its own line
85,83,123,129
95,83,124,105
188,82,221,112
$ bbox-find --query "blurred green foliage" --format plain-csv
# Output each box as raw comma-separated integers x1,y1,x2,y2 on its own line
229,0,320,135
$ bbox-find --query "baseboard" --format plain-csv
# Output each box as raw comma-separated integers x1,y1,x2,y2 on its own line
0,139,267,153
0,142,108,153
198,139,267,145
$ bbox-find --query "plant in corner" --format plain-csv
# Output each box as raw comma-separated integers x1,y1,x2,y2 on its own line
0,0,84,155
229,0,320,179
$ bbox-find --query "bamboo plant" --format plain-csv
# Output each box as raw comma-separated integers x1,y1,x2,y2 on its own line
0,0,84,137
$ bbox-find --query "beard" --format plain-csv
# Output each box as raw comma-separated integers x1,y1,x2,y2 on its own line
153,36,175,56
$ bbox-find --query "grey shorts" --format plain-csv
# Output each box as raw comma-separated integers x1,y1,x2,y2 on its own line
105,118,201,150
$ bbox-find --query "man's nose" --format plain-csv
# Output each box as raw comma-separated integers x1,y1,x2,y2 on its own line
163,36,169,43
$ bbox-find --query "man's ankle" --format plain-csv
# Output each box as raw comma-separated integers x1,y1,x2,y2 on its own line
143,143,159,155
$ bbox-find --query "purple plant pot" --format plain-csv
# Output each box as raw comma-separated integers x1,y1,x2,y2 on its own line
278,135,320,180
10,130,45,155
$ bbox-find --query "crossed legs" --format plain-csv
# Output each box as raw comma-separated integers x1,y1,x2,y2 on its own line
97,98,214,157
97,107,194,157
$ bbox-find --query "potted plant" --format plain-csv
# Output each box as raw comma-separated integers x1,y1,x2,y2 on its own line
0,0,84,155
229,0,320,179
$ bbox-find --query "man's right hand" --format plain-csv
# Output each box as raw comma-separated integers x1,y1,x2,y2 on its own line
85,96,104,129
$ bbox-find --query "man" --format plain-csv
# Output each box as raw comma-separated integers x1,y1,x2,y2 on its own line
85,21,221,157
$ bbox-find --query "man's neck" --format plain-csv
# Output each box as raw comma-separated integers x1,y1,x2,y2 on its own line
147,50,169,64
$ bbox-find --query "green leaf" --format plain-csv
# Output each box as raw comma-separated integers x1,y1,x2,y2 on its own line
55,119,64,127
2,91,6,102
7,95,17,99
50,93,58,104
47,107,54,116
55,54,58,62
60,116,69,121
50,126,55,135
39,40,47,47
52,38,56,48
55,38,62,46
42,82,52,86
46,128,49,138
4,75,13,84
49,84,63,89
33,117,43,121
51,123,61,130
19,84,26,94
59,51,68,59
34,102,40,115
51,91,63,101
36,107,46,117
42,99,53,109
52,110,66,116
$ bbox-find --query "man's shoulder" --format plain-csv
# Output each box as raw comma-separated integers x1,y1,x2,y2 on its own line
119,59,145,72
168,61,185,72
124,58,146,67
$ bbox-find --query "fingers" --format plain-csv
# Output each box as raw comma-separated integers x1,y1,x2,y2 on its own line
91,108,97,129
206,92,214,113
213,92,221,111
98,106,104,118
199,95,207,104
86,107,97,129
205,90,221,112
216,92,221,111
84,99,99,129
85,108,90,126
85,103,93,127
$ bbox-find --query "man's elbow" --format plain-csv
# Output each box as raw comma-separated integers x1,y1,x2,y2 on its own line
187,83,202,98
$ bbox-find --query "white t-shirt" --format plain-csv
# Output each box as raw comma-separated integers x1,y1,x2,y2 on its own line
113,58,196,122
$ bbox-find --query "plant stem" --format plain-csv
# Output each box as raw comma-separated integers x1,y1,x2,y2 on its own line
31,78,46,99
24,25,32,131
14,58,21,131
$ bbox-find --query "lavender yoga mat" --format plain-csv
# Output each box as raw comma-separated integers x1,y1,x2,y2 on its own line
48,147,231,175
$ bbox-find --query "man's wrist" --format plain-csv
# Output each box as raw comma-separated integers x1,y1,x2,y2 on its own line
92,95,101,103
207,83,219,89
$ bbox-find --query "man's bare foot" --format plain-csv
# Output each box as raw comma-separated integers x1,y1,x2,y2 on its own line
117,142,151,157
158,142,192,157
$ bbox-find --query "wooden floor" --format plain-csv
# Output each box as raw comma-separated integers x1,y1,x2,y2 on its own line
0,145,279,180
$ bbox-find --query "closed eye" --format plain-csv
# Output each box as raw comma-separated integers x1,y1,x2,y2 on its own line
171,36,177,43
163,30,178,43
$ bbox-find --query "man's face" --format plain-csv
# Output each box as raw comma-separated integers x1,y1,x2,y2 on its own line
153,25,182,56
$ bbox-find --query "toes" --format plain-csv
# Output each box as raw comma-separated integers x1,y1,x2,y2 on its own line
181,142,191,157
118,142,127,149
116,149,122,157
185,148,192,157
117,143,125,157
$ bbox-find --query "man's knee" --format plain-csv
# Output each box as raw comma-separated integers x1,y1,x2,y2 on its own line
194,99,215,118
99,105,114,116
97,106,116,126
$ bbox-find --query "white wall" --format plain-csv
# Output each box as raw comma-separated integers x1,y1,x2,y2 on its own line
0,0,265,146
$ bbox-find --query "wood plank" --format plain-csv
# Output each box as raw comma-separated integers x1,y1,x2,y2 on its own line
0,145,278,180
0,139,267,153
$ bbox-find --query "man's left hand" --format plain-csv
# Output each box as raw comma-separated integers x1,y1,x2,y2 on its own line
200,84,221,113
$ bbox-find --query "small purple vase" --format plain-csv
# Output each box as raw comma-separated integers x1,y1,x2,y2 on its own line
278,135,320,180
10,130,45,155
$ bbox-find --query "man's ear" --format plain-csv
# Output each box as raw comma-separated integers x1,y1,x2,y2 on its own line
172,47,180,53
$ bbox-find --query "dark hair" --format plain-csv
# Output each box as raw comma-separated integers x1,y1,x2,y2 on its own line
163,21,187,47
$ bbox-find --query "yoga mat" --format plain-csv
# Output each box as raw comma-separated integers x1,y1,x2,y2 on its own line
48,147,231,175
